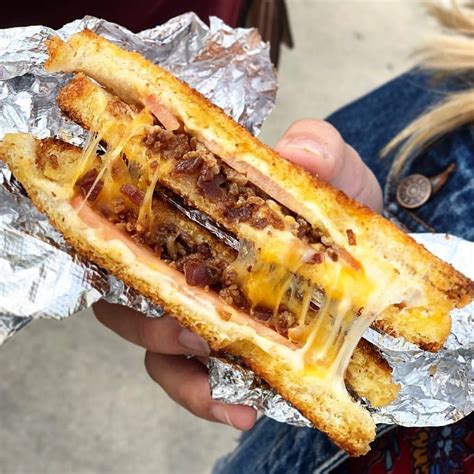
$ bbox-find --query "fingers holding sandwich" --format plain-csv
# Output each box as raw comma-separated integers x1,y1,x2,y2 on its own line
94,301,257,430
94,301,210,356
145,352,257,430
275,119,383,212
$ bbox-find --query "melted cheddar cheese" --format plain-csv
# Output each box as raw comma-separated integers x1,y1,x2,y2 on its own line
75,109,156,218
227,228,423,387
70,106,425,393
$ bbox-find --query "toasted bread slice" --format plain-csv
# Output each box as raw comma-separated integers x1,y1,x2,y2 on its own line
54,73,402,404
45,33,473,351
1,132,382,455
4,134,400,408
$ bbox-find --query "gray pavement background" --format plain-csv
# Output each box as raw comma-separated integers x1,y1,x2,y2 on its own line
1,2,436,473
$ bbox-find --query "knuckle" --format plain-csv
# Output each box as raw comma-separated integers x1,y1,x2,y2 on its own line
139,316,161,352
179,385,211,418
315,120,343,140
287,118,324,131
144,350,156,378
172,369,210,415
287,119,344,143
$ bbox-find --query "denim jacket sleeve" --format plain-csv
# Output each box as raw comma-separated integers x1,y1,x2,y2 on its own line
327,69,474,240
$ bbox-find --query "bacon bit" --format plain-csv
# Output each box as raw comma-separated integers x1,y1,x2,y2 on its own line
218,310,232,322
174,155,204,175
183,260,219,287
266,212,284,231
197,171,225,200
219,284,247,308
110,157,128,180
197,178,223,199
251,306,273,323
275,306,297,336
327,248,339,262
225,204,254,222
144,95,180,131
75,169,103,202
110,197,126,214
346,229,357,246
120,183,145,206
393,302,407,310
195,243,212,258
222,268,238,286
252,218,269,229
308,252,323,264
337,247,362,271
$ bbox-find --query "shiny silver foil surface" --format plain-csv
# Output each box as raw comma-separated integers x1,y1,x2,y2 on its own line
0,15,472,429
0,13,276,343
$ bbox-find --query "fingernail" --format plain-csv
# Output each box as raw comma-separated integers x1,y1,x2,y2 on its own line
211,404,235,428
277,136,325,158
178,328,210,356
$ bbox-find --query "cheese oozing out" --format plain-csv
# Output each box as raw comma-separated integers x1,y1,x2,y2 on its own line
70,105,426,392
78,108,155,216
227,227,425,388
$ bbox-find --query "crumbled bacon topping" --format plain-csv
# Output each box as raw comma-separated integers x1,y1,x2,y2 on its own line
183,260,221,287
308,252,323,264
76,169,103,201
173,153,204,176
346,229,357,246
251,306,273,323
120,183,145,206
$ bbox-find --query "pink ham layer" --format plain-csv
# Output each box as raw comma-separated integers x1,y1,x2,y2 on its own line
70,194,296,348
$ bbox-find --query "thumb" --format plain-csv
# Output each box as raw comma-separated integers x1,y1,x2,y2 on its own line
274,119,383,212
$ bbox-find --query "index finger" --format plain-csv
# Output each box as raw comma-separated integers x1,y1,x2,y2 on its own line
93,301,210,356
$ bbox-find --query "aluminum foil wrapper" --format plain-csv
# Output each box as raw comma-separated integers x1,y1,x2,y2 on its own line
0,13,276,343
0,15,472,430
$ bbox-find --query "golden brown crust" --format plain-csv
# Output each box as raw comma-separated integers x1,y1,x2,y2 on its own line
345,339,400,407
0,132,377,455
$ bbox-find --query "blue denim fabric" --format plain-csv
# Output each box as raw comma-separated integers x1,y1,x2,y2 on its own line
213,70,474,474
327,69,474,240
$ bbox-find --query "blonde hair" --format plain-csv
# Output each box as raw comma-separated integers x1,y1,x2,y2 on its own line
381,1,474,174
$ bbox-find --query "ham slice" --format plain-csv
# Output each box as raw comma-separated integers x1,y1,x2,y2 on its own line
144,95,180,131
70,195,296,349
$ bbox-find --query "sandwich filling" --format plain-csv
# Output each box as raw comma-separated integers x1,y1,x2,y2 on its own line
60,98,420,385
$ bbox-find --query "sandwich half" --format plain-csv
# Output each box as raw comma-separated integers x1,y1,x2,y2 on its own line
0,30,472,456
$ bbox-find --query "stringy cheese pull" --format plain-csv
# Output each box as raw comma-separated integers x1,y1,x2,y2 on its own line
226,230,410,389
74,109,155,213
69,106,419,394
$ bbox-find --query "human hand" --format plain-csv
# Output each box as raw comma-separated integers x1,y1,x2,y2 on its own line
95,119,382,430
275,119,382,212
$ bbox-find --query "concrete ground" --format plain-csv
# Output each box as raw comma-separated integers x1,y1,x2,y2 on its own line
0,2,436,473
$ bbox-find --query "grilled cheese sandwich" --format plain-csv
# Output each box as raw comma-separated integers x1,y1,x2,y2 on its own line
0,30,472,456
